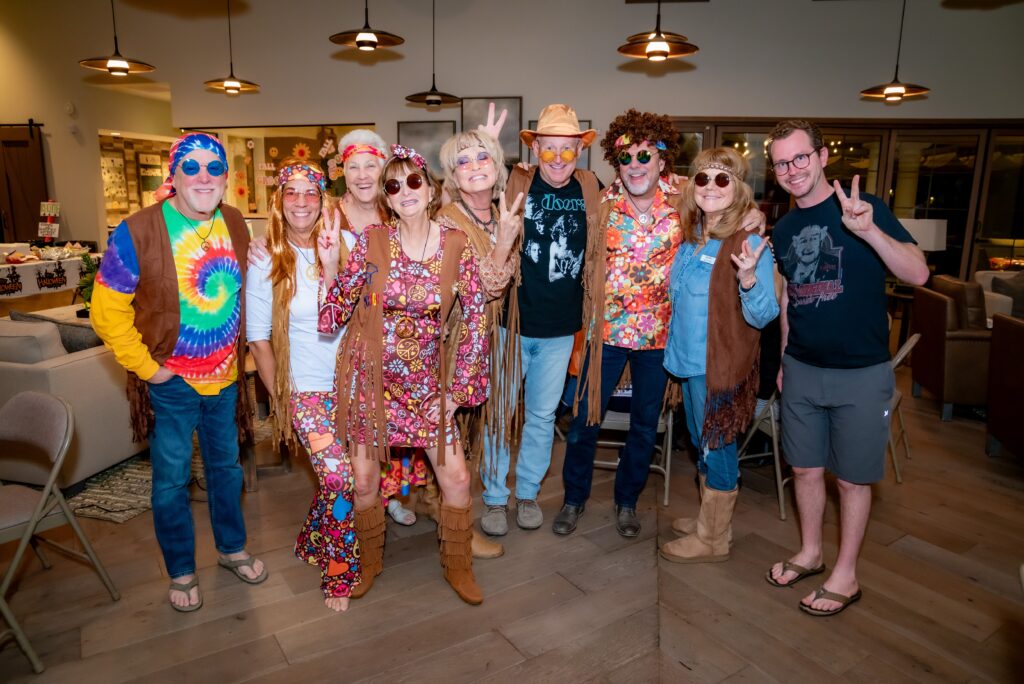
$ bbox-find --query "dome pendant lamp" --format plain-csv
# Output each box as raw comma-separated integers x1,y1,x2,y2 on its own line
330,0,404,52
405,0,460,107
860,0,929,103
204,0,260,95
617,0,698,62
79,0,155,77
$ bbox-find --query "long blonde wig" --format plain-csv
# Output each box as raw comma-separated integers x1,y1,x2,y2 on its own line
682,147,756,242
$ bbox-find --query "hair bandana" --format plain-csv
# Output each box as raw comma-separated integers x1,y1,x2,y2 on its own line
390,144,426,169
156,132,228,200
278,163,326,191
341,144,387,163
695,160,743,181
614,133,667,151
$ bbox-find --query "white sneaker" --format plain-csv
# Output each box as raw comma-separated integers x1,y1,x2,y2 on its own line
387,499,417,526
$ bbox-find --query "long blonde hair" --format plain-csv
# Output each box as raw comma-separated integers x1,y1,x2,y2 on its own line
682,147,756,242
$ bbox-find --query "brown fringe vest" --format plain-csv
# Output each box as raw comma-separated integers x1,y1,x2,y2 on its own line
701,229,762,449
332,224,471,466
501,166,604,437
122,200,253,444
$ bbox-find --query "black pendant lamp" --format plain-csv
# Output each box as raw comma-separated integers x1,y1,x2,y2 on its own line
860,0,929,103
617,0,698,62
405,0,459,107
204,0,260,95
330,0,404,51
79,0,155,76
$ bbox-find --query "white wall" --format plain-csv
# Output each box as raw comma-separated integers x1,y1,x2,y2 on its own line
3,0,1023,243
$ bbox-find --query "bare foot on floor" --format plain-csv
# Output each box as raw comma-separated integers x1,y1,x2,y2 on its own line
325,597,350,612
169,574,201,610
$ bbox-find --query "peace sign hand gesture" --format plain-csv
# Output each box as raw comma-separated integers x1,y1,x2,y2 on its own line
317,207,342,282
834,174,875,234
730,237,770,290
478,102,508,143
495,190,524,251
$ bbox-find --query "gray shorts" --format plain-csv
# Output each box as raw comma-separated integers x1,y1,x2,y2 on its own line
780,355,894,484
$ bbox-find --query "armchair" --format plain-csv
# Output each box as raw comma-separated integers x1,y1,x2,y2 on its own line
910,276,991,421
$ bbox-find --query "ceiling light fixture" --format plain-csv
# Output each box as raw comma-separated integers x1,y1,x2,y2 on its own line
79,0,155,77
204,0,260,95
617,0,698,62
405,0,459,107
860,0,928,103
329,0,404,52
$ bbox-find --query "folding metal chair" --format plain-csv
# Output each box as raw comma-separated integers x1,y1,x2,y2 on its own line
887,333,921,484
594,388,674,507
0,391,120,673
737,393,791,520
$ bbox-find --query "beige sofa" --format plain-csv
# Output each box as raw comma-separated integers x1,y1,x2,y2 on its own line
0,319,145,487
973,270,1015,319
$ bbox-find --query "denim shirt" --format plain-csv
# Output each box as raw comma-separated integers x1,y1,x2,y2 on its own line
664,230,779,379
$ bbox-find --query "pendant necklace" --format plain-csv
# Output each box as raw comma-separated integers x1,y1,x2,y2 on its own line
459,198,498,234
290,238,318,280
626,192,654,226
179,208,217,251
399,222,433,262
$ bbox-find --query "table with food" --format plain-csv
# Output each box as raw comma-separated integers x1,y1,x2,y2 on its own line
0,243,99,298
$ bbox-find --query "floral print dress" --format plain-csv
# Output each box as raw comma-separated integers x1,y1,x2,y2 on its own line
320,223,490,448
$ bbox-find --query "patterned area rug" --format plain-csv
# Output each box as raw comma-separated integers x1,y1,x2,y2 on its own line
67,418,274,523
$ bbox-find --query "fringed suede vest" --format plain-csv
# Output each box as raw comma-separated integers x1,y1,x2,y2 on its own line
701,229,761,449
435,204,515,470
502,166,604,436
332,224,470,465
123,200,253,443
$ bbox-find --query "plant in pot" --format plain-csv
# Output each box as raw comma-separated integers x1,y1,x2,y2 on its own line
76,254,98,318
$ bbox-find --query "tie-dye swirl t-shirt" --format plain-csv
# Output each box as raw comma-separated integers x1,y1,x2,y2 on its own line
93,201,241,394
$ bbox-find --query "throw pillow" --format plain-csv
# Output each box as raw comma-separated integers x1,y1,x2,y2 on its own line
9,310,103,353
0,320,67,363
991,271,1024,319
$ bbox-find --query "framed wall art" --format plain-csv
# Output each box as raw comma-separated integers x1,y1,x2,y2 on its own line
461,97,523,164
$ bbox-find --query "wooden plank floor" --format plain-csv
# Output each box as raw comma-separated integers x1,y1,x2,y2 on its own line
1,367,1022,682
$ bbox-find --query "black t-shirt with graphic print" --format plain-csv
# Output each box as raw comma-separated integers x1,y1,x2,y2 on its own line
507,172,588,338
771,191,915,369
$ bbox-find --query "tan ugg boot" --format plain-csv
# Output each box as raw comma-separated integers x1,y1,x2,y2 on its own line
351,503,386,598
471,530,505,559
671,474,734,548
660,486,738,564
438,503,484,605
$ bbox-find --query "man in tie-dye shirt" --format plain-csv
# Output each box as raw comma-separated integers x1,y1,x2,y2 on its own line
92,133,267,612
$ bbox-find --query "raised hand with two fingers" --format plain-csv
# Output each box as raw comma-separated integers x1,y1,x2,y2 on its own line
834,174,874,234
730,238,771,290
495,190,525,250
317,207,343,282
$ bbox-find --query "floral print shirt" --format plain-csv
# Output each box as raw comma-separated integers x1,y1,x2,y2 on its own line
603,178,683,350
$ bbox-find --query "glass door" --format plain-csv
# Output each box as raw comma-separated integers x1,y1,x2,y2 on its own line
884,131,985,277
970,132,1024,274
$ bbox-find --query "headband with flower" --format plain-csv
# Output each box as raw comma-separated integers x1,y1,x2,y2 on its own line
613,133,667,151
695,160,745,181
341,144,387,163
389,144,427,169
278,163,326,191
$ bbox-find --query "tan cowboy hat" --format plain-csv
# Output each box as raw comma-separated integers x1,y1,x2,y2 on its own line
520,104,598,148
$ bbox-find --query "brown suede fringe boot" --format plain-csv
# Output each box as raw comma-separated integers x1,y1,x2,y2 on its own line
351,503,386,598
419,477,504,559
660,486,738,564
438,503,484,605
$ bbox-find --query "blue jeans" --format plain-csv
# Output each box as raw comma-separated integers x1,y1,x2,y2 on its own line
482,330,575,505
148,376,247,578
563,345,668,508
681,375,738,491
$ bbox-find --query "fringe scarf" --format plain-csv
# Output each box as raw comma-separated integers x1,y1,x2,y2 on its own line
701,229,762,449
124,201,253,444
435,204,513,469
501,166,604,441
332,224,469,466
267,238,350,453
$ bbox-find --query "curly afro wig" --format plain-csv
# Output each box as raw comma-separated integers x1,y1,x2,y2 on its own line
601,109,681,175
